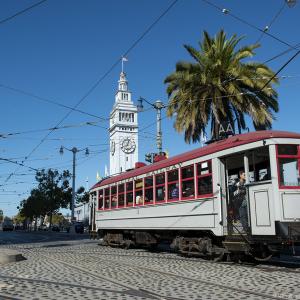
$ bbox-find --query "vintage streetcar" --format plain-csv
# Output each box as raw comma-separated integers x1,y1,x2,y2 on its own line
89,130,300,261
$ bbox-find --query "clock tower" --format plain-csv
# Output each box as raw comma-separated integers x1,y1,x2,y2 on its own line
109,71,138,175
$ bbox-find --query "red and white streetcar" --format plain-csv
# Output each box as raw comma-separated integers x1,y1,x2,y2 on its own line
89,130,300,260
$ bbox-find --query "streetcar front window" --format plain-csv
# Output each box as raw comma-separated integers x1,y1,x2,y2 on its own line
248,146,271,182
277,145,300,188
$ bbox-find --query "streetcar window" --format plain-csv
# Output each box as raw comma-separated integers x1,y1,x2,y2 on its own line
197,161,213,197
111,186,117,195
111,185,117,209
144,176,154,204
118,193,125,207
118,183,125,207
98,190,104,210
277,145,300,188
168,169,178,182
248,147,271,182
182,165,194,179
278,158,299,186
156,173,165,185
104,188,110,209
135,179,144,205
126,181,133,191
168,169,179,201
155,173,165,202
135,179,143,189
145,176,153,187
278,145,298,156
118,183,124,193
126,181,133,206
181,165,195,199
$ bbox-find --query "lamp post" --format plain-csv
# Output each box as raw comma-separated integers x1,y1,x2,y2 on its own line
137,97,165,154
59,146,89,222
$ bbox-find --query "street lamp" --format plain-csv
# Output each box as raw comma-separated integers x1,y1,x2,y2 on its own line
137,97,165,154
59,146,89,223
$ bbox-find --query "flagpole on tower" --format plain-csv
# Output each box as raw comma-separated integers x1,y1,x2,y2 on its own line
121,56,128,73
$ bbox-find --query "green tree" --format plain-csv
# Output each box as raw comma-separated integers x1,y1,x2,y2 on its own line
51,213,66,225
34,169,72,226
12,212,26,225
76,186,89,204
18,169,72,228
164,30,279,142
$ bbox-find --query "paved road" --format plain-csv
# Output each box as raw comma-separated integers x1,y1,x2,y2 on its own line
0,231,300,300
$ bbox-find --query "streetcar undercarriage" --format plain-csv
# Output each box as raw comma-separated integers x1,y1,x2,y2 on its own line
91,228,297,262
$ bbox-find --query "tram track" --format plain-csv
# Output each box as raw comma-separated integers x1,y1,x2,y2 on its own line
2,239,299,300
22,246,296,300
20,248,181,300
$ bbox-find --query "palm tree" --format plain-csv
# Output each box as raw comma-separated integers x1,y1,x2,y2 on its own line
164,30,279,143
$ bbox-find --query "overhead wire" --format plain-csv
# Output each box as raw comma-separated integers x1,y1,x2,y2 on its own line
201,0,299,51
3,0,179,184
0,120,107,139
255,1,287,44
0,0,47,26
0,83,108,121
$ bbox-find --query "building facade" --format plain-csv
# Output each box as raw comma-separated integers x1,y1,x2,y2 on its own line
74,203,89,224
109,72,138,175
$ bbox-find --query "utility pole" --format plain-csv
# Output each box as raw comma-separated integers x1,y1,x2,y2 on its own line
154,100,164,154
71,147,77,222
59,146,89,223
137,97,165,154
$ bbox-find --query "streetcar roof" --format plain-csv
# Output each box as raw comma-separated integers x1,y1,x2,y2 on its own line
91,130,300,190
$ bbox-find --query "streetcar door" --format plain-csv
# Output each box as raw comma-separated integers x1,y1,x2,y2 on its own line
222,154,249,235
222,147,275,236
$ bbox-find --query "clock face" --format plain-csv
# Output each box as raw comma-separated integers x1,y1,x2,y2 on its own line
121,137,136,154
110,140,115,155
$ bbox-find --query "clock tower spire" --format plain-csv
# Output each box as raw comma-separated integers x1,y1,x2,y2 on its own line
109,70,138,175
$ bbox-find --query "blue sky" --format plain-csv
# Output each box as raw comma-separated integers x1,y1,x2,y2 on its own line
1,0,300,217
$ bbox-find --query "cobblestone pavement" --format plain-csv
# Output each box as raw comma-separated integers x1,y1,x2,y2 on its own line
0,233,300,300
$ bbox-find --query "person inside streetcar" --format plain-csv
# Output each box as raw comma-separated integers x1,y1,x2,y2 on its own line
232,170,248,232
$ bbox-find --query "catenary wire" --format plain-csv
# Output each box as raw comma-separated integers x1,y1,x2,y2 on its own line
0,120,106,139
201,0,298,51
255,1,287,44
0,83,107,121
0,0,47,26
3,0,179,185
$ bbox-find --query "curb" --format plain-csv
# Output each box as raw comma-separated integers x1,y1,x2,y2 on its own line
0,249,26,264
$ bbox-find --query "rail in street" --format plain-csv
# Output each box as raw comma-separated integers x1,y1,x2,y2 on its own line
0,231,300,299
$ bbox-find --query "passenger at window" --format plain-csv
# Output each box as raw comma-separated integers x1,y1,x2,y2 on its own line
135,195,143,205
171,184,179,199
182,186,194,198
111,196,117,207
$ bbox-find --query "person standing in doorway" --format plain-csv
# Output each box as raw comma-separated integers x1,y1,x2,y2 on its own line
233,170,248,232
